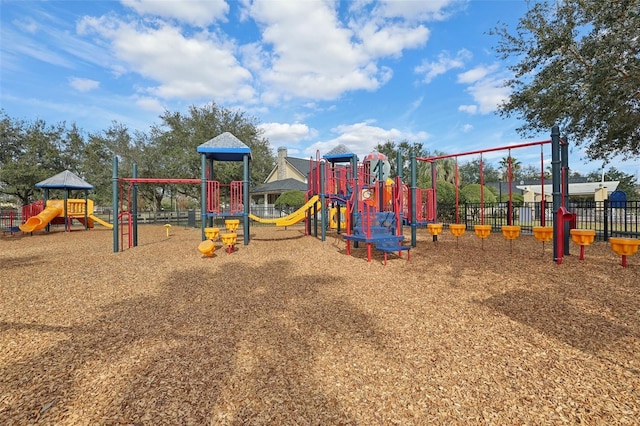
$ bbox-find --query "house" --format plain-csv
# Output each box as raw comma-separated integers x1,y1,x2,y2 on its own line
251,147,315,208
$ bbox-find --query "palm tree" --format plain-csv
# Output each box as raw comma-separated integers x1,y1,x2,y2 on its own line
499,156,522,183
417,151,457,187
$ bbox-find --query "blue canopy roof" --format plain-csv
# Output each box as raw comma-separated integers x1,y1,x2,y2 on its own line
323,144,357,163
197,132,252,161
36,170,94,190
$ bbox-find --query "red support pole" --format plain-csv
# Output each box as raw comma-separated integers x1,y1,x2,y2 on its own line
480,154,484,225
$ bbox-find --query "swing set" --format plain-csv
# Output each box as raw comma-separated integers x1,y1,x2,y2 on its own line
417,125,576,262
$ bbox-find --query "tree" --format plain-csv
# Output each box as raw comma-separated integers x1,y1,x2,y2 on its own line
274,190,305,215
498,156,522,183
586,166,639,200
416,152,457,188
492,0,640,162
458,158,501,185
147,103,274,209
0,112,87,205
374,139,424,182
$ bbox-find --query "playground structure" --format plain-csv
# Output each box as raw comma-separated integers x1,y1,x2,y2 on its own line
18,170,114,234
112,132,252,253
415,125,586,264
46,127,629,266
19,199,112,233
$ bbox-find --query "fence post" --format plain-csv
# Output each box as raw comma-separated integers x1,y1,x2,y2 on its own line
603,199,609,241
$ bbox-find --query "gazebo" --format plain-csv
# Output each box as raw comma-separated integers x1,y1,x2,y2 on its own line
35,170,94,232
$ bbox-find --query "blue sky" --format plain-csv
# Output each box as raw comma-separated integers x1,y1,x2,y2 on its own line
1,0,637,178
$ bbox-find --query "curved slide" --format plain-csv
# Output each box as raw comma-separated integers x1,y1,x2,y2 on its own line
249,195,321,227
19,205,62,233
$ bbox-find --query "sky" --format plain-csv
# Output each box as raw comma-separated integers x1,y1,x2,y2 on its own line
1,0,638,179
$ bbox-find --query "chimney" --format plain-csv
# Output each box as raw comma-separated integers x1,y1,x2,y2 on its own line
277,147,287,181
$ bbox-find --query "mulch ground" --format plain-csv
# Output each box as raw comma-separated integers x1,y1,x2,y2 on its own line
1,224,638,425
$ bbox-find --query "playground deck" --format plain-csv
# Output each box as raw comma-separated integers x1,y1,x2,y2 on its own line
1,225,638,424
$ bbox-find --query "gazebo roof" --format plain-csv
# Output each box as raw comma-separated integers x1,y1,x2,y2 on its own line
197,132,252,161
36,170,94,190
323,144,357,163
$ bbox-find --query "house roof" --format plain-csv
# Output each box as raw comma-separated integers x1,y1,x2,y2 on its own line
516,181,620,196
286,157,314,177
36,170,94,190
197,132,252,161
253,178,307,194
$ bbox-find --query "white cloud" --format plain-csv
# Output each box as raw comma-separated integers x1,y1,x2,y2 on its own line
121,0,229,27
247,0,431,103
69,77,99,92
458,105,477,114
365,0,467,22
306,120,430,159
457,64,511,114
78,16,255,102
415,49,472,83
457,64,499,84
460,123,473,133
134,96,165,112
13,17,38,34
355,21,430,58
259,122,317,144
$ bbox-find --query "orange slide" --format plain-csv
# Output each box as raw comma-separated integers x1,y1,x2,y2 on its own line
19,201,64,233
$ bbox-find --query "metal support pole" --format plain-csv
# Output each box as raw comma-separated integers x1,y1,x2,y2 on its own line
243,153,250,246
200,155,206,240
561,134,570,256
551,125,561,262
320,160,326,241
112,156,119,253
411,154,417,247
132,163,138,247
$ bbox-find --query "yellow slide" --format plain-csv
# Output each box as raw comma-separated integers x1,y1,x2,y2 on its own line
77,214,114,229
87,215,113,229
249,195,321,227
19,204,63,233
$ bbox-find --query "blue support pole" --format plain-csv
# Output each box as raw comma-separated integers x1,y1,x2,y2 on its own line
411,154,417,247
243,153,250,246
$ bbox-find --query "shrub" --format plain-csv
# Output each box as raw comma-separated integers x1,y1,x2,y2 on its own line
459,184,497,204
274,190,306,214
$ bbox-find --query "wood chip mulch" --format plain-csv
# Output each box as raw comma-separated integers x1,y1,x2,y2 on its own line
1,224,638,424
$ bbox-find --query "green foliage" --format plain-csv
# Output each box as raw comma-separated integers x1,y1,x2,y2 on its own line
417,154,457,187
0,111,88,205
374,140,424,182
498,193,524,204
492,0,640,162
274,190,306,214
459,184,497,204
457,159,501,185
435,180,456,204
0,103,276,209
